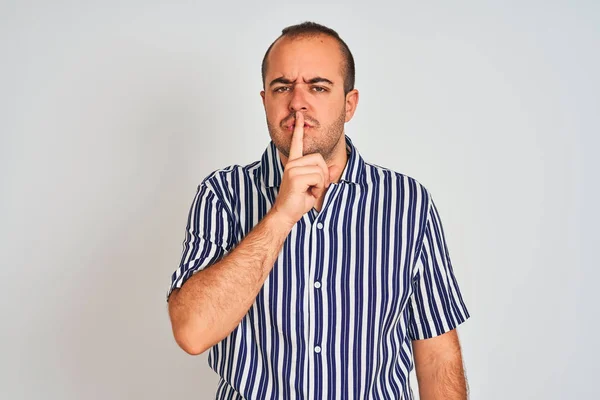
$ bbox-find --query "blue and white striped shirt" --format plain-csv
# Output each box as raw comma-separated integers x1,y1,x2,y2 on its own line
168,135,470,399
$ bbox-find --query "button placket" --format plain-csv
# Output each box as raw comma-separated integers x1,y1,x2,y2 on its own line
309,185,340,390
313,217,325,363
305,212,321,393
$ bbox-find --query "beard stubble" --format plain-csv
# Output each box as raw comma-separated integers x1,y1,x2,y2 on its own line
266,106,346,162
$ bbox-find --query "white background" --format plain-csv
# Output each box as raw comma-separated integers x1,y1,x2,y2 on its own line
1,0,598,399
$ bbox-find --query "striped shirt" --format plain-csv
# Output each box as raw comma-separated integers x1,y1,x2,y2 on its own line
167,135,470,399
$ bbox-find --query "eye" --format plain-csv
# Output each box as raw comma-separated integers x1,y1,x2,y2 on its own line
312,86,327,92
274,86,290,93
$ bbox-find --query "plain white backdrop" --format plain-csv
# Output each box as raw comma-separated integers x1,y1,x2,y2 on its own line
1,0,598,399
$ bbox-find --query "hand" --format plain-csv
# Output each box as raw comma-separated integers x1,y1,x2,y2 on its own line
272,112,339,227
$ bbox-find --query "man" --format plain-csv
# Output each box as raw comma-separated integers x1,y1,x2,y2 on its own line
167,21,470,400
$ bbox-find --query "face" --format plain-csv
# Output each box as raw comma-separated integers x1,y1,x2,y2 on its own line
261,35,359,162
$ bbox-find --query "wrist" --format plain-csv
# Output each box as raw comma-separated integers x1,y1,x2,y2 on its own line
266,205,296,235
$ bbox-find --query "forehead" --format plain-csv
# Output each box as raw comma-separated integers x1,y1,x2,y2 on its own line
266,35,344,81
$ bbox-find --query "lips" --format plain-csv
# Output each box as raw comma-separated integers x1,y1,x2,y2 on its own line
281,112,318,130
284,118,315,129
286,122,312,130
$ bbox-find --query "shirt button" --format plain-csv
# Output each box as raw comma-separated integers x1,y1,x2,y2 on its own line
314,281,321,289
316,222,324,230
314,346,322,353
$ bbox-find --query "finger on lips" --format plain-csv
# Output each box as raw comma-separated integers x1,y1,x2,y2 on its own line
286,111,332,196
288,112,304,161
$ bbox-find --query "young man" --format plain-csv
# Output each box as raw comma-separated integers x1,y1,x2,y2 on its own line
167,21,470,400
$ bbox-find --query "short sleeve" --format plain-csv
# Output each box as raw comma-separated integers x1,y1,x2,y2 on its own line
166,183,234,301
408,196,470,340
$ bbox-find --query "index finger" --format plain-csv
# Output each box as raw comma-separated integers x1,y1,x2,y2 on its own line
288,112,304,161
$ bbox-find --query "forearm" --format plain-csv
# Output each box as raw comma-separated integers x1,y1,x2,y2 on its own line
168,207,294,355
415,353,468,400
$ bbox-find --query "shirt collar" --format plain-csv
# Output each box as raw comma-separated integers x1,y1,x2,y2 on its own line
260,135,366,188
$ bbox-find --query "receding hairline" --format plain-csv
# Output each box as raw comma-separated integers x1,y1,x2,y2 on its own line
262,33,348,87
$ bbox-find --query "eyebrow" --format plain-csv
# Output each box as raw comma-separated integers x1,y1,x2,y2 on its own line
269,76,334,87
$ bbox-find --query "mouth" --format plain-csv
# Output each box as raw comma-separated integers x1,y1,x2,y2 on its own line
285,122,313,131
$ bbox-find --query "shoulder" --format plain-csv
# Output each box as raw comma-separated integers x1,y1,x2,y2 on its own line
197,159,262,201
363,161,433,205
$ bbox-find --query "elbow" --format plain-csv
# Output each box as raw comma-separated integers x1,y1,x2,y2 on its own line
169,300,210,355
172,324,211,356
168,289,219,355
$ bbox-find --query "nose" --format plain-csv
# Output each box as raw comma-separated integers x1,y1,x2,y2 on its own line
288,86,309,113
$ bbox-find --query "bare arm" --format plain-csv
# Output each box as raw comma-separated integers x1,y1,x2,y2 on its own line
412,329,468,400
168,207,294,355
168,111,338,355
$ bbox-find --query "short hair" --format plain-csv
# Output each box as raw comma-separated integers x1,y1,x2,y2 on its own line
261,21,355,95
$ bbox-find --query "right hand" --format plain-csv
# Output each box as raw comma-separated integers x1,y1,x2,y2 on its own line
272,112,338,227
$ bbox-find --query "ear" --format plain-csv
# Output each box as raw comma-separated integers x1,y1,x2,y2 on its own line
260,90,266,108
344,89,359,123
